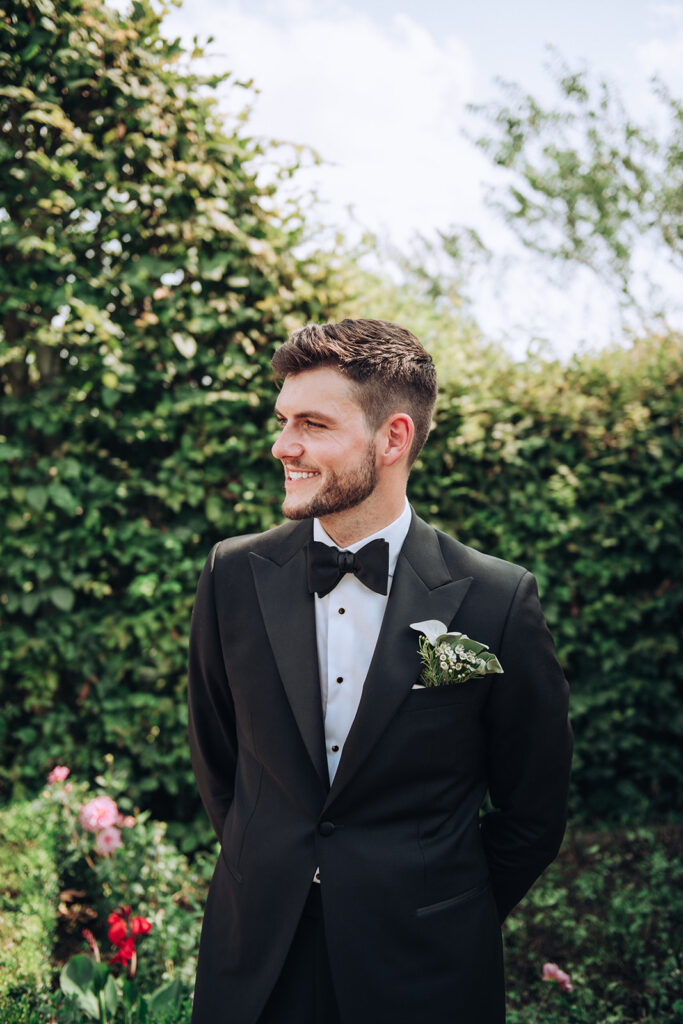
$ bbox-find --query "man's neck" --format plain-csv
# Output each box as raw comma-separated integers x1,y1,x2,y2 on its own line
317,493,407,548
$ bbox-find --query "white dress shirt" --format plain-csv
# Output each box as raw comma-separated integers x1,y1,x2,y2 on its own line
313,498,412,785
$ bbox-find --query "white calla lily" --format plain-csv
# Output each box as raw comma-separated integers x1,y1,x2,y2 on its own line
409,620,449,646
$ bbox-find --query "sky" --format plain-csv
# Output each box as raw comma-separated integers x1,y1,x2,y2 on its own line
127,0,683,357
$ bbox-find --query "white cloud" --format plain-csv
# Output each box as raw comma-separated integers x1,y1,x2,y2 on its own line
162,1,486,243
111,0,683,355
635,4,683,92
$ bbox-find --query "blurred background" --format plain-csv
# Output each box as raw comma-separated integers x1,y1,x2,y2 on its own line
1,1,681,1020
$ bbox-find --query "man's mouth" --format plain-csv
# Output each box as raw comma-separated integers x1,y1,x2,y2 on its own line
286,469,320,481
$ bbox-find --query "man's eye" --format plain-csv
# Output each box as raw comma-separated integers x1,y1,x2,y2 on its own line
305,420,325,429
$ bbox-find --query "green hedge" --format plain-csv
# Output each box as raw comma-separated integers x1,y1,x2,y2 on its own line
2,334,681,836
415,335,683,822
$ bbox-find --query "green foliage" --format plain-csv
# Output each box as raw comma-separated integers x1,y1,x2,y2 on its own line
60,956,118,1020
59,955,185,1022
471,53,683,315
0,0,342,836
414,333,683,822
0,801,59,997
505,825,683,1023
0,989,192,1024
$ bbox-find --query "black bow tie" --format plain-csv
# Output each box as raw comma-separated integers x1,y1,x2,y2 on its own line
305,538,389,598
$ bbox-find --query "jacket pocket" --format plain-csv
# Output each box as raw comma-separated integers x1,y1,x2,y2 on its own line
402,681,483,711
416,880,489,918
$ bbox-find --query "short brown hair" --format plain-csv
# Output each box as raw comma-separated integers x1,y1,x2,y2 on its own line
271,318,437,464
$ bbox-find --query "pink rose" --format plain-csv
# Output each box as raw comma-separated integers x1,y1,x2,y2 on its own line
96,826,122,856
79,795,119,831
47,765,70,784
117,814,136,828
542,961,573,992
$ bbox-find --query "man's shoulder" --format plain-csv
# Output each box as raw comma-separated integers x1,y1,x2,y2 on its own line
431,523,529,591
207,518,310,570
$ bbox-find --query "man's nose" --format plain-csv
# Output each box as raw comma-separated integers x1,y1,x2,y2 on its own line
272,426,304,461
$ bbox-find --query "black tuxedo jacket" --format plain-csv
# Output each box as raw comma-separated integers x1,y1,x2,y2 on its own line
188,510,572,1024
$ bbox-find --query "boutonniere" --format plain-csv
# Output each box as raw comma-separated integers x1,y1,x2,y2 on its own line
410,620,503,687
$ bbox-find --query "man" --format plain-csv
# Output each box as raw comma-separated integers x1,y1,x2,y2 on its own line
188,318,572,1024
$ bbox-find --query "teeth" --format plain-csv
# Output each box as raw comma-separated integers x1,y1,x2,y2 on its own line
289,471,319,480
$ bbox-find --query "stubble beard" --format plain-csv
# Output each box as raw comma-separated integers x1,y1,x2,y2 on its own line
282,439,378,521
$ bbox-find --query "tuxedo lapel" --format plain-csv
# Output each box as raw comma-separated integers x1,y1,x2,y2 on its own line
323,514,473,810
249,523,329,789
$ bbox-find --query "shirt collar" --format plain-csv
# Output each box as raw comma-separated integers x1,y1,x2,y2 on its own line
313,498,411,578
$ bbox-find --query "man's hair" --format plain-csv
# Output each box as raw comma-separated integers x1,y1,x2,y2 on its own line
271,318,438,465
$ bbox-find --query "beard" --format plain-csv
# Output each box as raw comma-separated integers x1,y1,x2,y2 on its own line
282,440,378,520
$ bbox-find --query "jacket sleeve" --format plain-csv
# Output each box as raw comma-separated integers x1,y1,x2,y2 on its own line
187,544,238,841
480,570,573,922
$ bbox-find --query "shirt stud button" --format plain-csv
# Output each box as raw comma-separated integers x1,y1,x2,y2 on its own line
338,607,345,614
331,744,339,753
336,676,343,684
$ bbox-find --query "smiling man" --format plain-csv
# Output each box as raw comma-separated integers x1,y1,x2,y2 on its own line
187,318,573,1024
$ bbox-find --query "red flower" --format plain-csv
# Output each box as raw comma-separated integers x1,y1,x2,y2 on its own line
107,917,127,947
109,936,136,965
131,916,153,936
105,905,150,976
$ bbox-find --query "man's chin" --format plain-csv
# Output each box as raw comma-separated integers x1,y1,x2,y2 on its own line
281,492,319,520
281,501,311,521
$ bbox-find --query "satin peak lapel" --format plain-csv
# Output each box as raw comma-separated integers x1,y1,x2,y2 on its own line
323,514,473,809
249,529,328,788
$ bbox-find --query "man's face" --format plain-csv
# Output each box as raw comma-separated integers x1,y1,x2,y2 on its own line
272,367,379,521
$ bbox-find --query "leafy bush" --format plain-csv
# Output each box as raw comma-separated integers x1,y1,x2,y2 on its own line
0,760,211,1021
0,801,59,998
505,824,683,1023
40,760,213,991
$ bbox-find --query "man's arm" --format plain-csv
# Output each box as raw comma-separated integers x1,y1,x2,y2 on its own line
480,570,573,922
187,544,238,841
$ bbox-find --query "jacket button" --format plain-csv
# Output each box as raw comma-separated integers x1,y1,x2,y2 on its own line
318,821,335,837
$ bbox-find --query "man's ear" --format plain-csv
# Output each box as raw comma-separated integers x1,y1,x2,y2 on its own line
380,413,414,467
